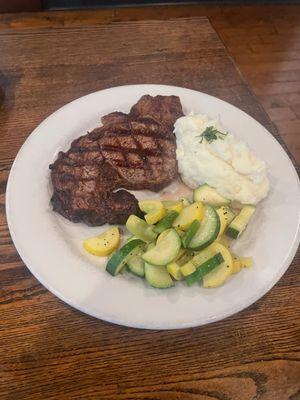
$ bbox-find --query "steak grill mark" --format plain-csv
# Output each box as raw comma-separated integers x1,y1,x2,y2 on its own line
49,94,183,226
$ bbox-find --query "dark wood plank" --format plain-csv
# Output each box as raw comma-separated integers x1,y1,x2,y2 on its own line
0,0,41,13
1,4,299,163
0,16,299,400
0,21,278,162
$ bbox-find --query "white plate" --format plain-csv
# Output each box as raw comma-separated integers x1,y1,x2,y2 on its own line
6,84,300,330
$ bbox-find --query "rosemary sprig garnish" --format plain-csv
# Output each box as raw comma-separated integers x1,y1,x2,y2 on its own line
197,126,228,144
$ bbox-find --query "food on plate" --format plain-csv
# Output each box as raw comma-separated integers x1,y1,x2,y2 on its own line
226,205,256,239
166,262,182,280
216,206,236,238
181,197,191,207
138,200,166,225
174,113,270,205
202,242,233,288
129,94,183,129
162,200,183,214
142,229,181,266
125,215,157,242
83,226,120,256
49,95,183,226
180,260,196,277
185,253,225,286
194,184,230,206
154,210,179,234
238,257,253,268
145,263,175,289
106,238,144,276
187,205,220,251
172,202,204,231
55,95,267,290
181,219,200,248
127,252,145,277
83,183,256,289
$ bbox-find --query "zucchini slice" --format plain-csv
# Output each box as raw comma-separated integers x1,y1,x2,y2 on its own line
216,206,236,238
142,229,181,266
127,255,145,277
106,239,144,276
202,242,233,288
193,184,230,206
145,264,174,288
172,202,204,231
138,200,166,225
188,205,220,251
154,211,179,234
226,205,255,239
173,247,186,262
191,245,215,267
126,235,138,243
126,215,157,242
156,228,172,245
181,219,200,248
175,249,194,266
185,253,224,285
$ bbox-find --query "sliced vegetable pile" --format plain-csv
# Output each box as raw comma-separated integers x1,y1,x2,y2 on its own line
83,184,255,289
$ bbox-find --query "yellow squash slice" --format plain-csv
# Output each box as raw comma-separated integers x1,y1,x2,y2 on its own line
83,227,120,257
138,200,166,225
172,202,204,231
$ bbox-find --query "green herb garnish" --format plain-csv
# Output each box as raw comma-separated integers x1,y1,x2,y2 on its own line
198,126,228,144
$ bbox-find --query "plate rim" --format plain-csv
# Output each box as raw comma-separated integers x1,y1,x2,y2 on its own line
6,83,300,330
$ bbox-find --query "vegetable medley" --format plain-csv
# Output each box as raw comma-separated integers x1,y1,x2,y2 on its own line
83,184,254,289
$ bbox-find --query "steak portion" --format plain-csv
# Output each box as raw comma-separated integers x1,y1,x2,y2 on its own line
101,111,129,126
99,118,176,191
50,95,183,226
130,95,184,129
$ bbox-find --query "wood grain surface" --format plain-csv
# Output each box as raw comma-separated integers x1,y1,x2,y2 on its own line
0,4,299,163
0,16,299,400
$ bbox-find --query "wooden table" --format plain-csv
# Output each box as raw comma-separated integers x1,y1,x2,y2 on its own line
0,17,299,400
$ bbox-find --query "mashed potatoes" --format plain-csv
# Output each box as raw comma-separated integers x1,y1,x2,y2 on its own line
174,114,269,205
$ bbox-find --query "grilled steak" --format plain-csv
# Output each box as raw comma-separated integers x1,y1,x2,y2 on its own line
50,95,183,226
99,118,176,191
129,95,183,129
101,111,129,126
